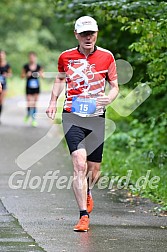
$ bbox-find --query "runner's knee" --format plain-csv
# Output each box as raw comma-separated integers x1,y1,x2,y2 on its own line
72,149,87,173
87,162,101,181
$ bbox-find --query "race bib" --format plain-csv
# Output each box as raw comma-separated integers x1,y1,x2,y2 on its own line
0,75,5,85
72,97,96,114
27,79,39,89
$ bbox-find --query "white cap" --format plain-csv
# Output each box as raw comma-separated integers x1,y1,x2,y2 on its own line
74,16,98,33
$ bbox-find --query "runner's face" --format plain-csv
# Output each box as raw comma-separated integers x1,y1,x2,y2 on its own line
0,51,6,61
75,31,98,50
29,54,37,64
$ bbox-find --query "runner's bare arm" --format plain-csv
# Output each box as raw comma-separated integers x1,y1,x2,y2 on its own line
2,67,12,78
39,67,44,78
21,69,31,78
97,80,119,106
46,74,66,120
5,67,12,78
97,59,119,107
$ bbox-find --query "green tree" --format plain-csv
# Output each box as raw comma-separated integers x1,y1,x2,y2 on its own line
0,0,76,74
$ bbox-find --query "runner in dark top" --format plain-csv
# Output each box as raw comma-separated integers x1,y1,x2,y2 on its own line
0,50,12,123
21,52,43,127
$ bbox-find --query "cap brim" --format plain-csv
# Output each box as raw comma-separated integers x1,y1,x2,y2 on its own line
77,26,98,33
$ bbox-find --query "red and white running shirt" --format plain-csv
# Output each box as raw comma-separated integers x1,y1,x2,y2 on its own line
58,46,117,116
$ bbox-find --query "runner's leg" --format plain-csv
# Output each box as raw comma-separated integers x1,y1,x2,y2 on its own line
26,94,31,118
72,148,88,211
30,94,38,126
0,90,6,121
87,161,101,189
33,93,38,119
62,112,90,230
0,93,3,116
84,116,105,213
86,161,101,214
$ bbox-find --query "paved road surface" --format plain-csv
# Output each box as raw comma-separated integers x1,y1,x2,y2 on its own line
0,94,167,252
0,200,44,251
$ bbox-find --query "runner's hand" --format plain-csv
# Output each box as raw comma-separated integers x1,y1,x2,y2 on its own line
96,92,112,106
46,101,57,120
2,73,7,77
27,71,32,77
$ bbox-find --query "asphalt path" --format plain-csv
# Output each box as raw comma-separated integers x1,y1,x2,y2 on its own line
0,94,166,252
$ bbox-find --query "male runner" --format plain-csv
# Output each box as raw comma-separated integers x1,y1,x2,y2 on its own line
46,16,119,232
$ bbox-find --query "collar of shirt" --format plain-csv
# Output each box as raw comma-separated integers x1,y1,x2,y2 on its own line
77,45,97,55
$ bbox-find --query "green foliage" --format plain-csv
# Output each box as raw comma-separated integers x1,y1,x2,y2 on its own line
0,0,76,75
102,108,167,205
126,4,167,94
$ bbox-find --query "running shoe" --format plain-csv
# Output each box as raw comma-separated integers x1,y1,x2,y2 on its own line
24,115,30,123
73,215,90,232
87,192,94,214
31,120,38,127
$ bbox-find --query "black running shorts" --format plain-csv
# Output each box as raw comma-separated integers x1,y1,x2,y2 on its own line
62,110,105,163
26,86,40,95
1,83,7,90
